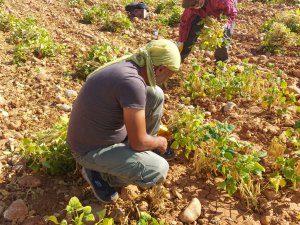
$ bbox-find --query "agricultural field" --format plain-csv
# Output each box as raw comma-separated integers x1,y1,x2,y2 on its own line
0,0,300,224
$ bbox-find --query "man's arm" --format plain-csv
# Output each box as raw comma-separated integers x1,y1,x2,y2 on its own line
123,108,167,154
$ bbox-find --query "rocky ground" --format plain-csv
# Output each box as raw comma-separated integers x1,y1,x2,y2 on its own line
1,0,300,224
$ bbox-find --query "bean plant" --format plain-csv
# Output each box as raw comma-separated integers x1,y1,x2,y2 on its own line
19,116,75,175
82,5,108,24
102,12,132,32
48,196,113,225
168,107,266,209
184,61,296,115
75,43,117,79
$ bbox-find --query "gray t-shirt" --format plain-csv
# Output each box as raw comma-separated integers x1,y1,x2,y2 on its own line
67,61,146,155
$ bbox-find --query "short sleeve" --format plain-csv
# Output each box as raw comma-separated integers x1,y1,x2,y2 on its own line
115,76,146,109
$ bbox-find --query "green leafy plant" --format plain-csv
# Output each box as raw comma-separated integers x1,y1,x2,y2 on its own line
48,196,114,225
0,0,4,6
102,12,132,32
19,116,75,175
198,17,229,51
82,5,108,24
138,212,167,225
166,6,181,27
75,43,117,78
261,22,298,53
0,9,15,31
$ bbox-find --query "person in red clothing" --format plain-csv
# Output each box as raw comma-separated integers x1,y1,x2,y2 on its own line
178,0,237,62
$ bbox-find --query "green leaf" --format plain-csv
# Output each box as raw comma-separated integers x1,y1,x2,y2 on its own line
84,213,95,221
171,141,179,149
61,219,68,225
47,216,59,224
103,218,114,225
294,121,300,129
68,196,82,210
82,206,92,214
97,209,106,220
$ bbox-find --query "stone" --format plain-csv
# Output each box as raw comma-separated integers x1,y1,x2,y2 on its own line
164,180,172,188
259,55,268,61
22,216,46,225
204,111,211,117
110,208,125,223
262,189,281,200
59,104,72,112
292,69,300,78
120,185,140,201
18,175,41,188
36,68,48,81
0,95,6,106
171,187,182,199
179,198,201,223
208,104,217,113
64,90,77,98
260,214,272,225
223,102,237,113
1,110,9,118
3,199,28,222
138,201,149,211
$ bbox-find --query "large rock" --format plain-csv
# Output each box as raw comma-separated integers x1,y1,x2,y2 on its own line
179,198,201,223
3,199,28,222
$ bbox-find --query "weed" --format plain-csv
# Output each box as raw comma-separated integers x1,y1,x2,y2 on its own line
138,211,167,225
102,12,132,32
47,196,113,225
0,9,15,31
166,6,182,27
0,0,4,5
19,116,75,175
75,43,117,79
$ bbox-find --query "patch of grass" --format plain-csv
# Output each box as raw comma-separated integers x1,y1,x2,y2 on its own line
0,0,5,6
166,6,181,27
102,12,132,32
0,9,15,31
68,0,85,8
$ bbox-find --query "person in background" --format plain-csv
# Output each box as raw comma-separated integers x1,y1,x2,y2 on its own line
67,39,181,203
178,0,237,62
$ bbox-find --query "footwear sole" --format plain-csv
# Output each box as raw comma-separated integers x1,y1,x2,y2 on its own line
81,168,119,203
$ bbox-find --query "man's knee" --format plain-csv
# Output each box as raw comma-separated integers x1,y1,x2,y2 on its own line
147,86,164,105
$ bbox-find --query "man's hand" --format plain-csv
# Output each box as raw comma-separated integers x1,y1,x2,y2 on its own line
156,136,168,155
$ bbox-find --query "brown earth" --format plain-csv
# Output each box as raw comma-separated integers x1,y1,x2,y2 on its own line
1,0,300,224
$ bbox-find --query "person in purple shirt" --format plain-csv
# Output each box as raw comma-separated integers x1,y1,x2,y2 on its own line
178,0,237,62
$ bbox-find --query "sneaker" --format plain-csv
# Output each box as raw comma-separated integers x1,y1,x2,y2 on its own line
153,147,175,161
81,168,119,203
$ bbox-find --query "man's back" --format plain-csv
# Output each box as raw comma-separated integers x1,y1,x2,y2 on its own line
67,61,146,155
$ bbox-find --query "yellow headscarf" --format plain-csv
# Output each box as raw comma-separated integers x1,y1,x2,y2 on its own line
87,39,181,87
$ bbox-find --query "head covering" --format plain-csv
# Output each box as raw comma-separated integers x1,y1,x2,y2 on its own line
87,39,181,87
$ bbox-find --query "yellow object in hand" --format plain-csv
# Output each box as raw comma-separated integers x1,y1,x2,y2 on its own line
157,124,173,140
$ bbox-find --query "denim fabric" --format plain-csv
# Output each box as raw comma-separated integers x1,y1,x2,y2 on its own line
74,86,169,188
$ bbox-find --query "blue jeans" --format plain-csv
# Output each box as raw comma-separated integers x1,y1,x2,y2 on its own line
73,86,169,188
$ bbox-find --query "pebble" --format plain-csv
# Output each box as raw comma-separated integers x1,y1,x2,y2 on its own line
36,68,48,81
208,104,217,113
179,198,202,223
1,110,9,118
3,199,28,221
64,90,77,98
223,102,237,113
292,69,300,78
0,95,6,105
171,187,182,199
59,104,72,112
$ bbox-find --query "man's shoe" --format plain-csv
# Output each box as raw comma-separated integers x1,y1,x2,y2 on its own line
81,168,119,203
153,147,175,161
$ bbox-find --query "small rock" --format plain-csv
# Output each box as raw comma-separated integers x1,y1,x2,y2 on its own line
64,90,77,98
56,95,67,104
259,55,268,61
171,187,182,199
18,175,41,188
179,198,201,223
1,110,9,117
8,120,22,130
36,68,48,81
208,104,217,113
223,102,237,113
262,189,281,200
260,214,272,225
164,180,172,188
0,95,6,106
3,199,28,222
292,69,300,78
204,111,211,117
120,185,140,201
110,208,125,223
59,104,72,112
138,201,149,211
22,216,46,225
